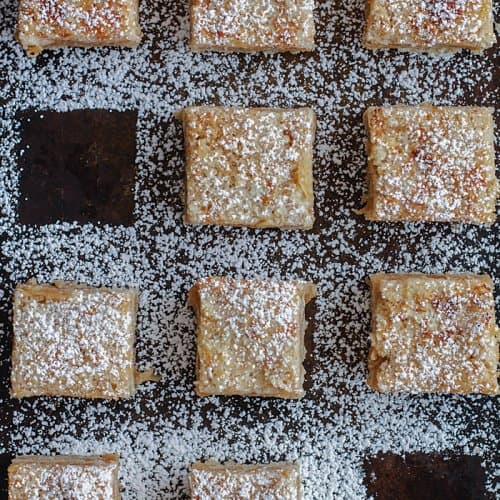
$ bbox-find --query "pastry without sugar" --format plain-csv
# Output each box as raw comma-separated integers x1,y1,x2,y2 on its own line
362,105,498,225
364,0,496,52
189,462,302,499
180,106,316,230
368,273,499,394
8,454,120,500
17,0,142,57
11,279,156,399
188,277,316,398
189,0,315,52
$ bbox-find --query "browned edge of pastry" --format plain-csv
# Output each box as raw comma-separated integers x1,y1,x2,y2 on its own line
187,280,203,396
357,107,377,218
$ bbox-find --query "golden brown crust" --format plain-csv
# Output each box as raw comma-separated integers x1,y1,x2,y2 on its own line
17,0,142,56
364,0,496,52
8,454,120,500
11,280,140,399
368,273,499,394
181,106,316,230
189,462,302,499
188,278,316,398
361,105,498,225
189,0,315,53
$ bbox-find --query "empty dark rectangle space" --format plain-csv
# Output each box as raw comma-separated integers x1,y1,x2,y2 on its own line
17,109,137,225
365,452,489,500
0,454,11,499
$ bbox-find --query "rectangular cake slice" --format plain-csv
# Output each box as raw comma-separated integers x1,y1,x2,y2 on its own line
189,0,315,52
362,105,497,225
364,0,496,52
17,0,142,57
189,462,302,499
368,273,499,394
180,106,316,229
8,455,120,499
188,278,316,398
11,280,144,399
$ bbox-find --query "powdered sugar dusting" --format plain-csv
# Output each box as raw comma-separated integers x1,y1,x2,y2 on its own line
190,0,315,51
9,454,119,499
190,278,315,398
11,281,138,399
0,0,498,498
365,0,496,51
182,107,315,229
363,105,497,224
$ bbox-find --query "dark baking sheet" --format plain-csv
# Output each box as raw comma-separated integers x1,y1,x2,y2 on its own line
0,0,498,498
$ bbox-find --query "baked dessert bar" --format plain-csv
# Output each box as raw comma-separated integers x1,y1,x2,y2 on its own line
180,107,316,229
11,279,154,399
8,454,119,499
362,105,497,225
189,0,315,52
189,462,302,499
368,273,499,394
364,0,496,52
17,0,142,57
188,278,316,398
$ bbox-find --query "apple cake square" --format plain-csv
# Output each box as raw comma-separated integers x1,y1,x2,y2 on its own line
368,273,499,394
189,0,315,52
17,0,142,56
11,280,143,399
181,106,316,229
189,462,302,499
8,454,120,500
188,277,316,398
364,0,495,52
362,105,497,225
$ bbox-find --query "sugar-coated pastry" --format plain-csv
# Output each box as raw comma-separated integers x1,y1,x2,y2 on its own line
189,0,315,52
17,0,142,57
11,279,156,399
364,0,496,52
188,277,316,398
8,454,120,500
362,105,497,225
180,106,316,230
189,462,302,499
368,273,499,394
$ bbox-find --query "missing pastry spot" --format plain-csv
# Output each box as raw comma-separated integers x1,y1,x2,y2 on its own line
364,452,488,500
0,453,11,499
17,109,137,226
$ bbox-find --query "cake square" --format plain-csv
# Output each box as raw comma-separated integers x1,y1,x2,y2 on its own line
189,462,302,499
364,0,496,52
188,278,316,398
181,107,316,229
17,0,142,57
189,0,315,52
8,454,120,499
368,273,499,394
362,105,497,225
11,280,140,399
